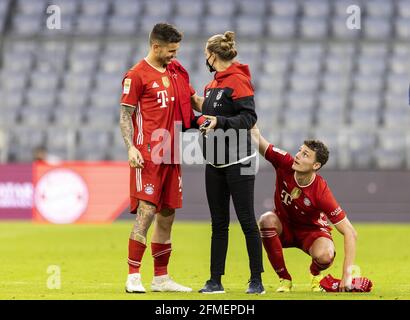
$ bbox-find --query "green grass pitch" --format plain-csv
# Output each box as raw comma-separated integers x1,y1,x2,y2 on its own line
1,221,409,300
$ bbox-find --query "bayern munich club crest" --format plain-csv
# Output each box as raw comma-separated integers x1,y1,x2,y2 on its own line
34,168,89,224
304,197,311,206
216,90,224,100
144,183,155,195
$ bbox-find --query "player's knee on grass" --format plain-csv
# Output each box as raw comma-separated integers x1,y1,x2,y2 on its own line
259,211,282,234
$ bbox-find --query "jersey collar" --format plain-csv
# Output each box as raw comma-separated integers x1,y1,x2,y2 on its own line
293,172,316,188
144,58,167,74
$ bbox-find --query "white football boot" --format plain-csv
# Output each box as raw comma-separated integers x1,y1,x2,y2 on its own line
151,275,192,292
125,273,146,293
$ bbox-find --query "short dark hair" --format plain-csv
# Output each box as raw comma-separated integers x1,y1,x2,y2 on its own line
149,23,183,45
303,139,329,169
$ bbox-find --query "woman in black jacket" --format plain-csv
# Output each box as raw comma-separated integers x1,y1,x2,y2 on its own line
198,31,264,294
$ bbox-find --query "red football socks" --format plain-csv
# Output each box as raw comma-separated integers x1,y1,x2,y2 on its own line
310,257,334,276
151,242,172,276
260,227,292,281
128,239,146,274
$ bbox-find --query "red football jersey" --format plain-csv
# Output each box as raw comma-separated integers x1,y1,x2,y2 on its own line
120,59,195,164
264,144,346,232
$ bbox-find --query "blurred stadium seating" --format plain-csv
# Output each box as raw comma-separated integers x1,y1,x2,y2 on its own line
0,0,409,169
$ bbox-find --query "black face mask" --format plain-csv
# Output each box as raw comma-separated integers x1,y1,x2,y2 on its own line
206,56,216,73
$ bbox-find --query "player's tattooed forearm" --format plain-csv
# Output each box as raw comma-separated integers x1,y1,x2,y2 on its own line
130,201,156,243
120,105,135,150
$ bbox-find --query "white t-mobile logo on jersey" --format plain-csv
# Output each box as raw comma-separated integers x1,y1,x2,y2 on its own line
157,90,175,108
281,189,292,206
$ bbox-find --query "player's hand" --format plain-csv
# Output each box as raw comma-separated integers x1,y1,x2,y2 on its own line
339,274,352,292
202,115,217,134
128,146,144,168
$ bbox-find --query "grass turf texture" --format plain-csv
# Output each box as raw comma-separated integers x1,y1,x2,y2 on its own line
0,221,409,300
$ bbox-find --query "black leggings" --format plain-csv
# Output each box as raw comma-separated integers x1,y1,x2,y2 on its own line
205,162,263,280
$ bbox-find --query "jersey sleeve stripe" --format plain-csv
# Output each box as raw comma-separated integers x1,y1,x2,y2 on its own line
121,103,137,108
263,144,270,158
332,216,347,226
136,103,143,145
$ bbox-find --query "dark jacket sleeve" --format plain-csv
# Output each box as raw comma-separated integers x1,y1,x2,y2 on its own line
189,115,200,129
215,95,257,130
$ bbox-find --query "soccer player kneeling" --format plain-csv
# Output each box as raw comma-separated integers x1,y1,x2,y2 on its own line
252,125,358,292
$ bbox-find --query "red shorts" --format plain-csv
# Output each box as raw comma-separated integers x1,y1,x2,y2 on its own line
129,161,182,213
275,211,333,254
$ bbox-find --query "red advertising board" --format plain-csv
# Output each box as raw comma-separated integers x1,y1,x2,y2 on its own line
0,164,33,219
32,162,130,224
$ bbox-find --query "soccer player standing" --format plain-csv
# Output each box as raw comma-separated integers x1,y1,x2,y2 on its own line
252,125,358,292
120,23,202,293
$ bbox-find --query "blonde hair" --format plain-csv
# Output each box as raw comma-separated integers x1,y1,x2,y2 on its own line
206,31,237,61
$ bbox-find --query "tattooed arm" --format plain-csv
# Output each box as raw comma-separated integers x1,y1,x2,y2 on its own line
120,104,144,168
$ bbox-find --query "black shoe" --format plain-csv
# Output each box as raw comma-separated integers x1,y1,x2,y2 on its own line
246,279,266,294
198,279,225,294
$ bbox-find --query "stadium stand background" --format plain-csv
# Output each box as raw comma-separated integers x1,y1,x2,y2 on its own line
0,0,409,170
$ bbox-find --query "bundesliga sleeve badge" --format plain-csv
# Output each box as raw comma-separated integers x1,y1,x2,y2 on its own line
123,78,131,94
